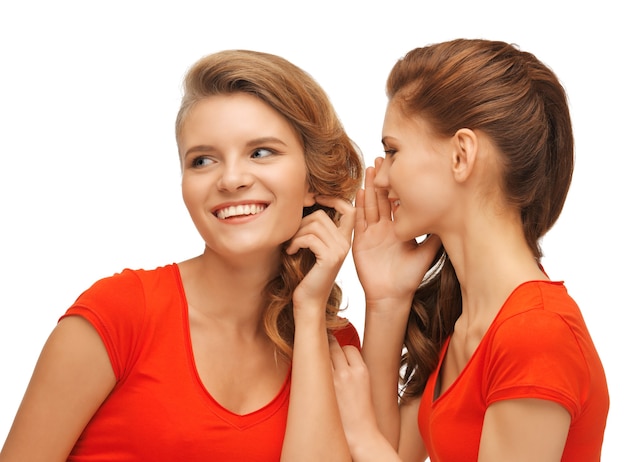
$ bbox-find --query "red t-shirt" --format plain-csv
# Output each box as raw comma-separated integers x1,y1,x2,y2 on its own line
60,264,360,461
418,280,609,461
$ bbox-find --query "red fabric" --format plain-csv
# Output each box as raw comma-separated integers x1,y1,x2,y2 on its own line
418,280,609,462
60,264,360,461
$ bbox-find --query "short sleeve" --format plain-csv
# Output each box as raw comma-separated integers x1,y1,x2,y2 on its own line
485,309,588,419
332,320,361,349
59,269,146,380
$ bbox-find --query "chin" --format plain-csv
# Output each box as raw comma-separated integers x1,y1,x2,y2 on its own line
394,226,426,243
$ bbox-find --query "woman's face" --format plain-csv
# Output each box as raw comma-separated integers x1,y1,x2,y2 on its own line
376,100,456,241
178,93,315,259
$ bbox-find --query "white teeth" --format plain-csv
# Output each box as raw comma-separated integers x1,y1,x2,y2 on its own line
393,200,400,206
216,204,266,219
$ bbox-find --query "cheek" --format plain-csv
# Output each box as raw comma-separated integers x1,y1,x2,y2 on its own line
180,179,192,207
276,166,311,202
388,161,412,194
181,177,204,216
280,182,310,234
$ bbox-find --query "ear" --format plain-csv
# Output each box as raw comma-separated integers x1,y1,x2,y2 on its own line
451,128,478,183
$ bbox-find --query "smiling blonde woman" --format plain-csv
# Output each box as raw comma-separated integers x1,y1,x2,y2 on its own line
0,50,363,462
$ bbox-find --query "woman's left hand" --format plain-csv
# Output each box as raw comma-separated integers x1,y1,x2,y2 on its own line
330,340,377,440
286,196,355,313
281,198,356,462
330,339,402,462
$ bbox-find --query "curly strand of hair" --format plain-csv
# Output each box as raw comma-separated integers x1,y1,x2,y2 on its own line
263,246,347,361
400,251,461,400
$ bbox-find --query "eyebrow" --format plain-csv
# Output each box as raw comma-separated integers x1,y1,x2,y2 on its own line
183,136,289,159
246,137,288,148
381,136,397,147
183,145,217,159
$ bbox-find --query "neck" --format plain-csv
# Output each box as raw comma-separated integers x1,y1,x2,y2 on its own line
178,247,282,332
441,209,547,330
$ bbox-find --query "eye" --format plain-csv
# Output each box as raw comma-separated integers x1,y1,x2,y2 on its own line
383,148,397,157
190,156,215,168
251,148,274,159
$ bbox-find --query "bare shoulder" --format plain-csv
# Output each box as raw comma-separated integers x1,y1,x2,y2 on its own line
0,316,115,461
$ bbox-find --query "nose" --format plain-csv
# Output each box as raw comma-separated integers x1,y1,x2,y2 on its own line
373,156,390,189
216,158,253,192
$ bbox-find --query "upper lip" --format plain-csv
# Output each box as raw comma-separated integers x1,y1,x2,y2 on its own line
211,201,269,219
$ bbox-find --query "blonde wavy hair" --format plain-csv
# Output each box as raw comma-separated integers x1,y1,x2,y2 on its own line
175,50,364,358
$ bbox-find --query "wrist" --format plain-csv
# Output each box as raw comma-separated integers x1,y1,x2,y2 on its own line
292,302,327,326
365,297,413,319
347,426,400,462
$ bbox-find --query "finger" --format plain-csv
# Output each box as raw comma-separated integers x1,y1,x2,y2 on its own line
354,189,366,233
313,196,356,242
376,185,391,220
285,229,325,256
314,195,353,217
374,156,383,171
340,345,365,367
286,219,348,263
373,158,392,219
363,167,380,225
329,335,347,370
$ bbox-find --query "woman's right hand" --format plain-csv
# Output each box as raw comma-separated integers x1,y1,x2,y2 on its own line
352,158,440,455
352,158,441,308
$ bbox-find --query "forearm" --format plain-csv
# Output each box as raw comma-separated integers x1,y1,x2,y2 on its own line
361,298,411,449
281,308,351,462
349,428,403,462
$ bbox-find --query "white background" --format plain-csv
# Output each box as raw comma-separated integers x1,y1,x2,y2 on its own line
1,0,623,459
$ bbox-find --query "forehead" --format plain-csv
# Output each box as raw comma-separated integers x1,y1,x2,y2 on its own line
383,100,430,137
185,93,286,129
179,93,302,149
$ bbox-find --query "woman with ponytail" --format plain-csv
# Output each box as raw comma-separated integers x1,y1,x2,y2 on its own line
331,39,609,461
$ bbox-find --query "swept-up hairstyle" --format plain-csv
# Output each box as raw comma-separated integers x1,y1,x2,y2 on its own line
175,50,363,358
387,39,574,399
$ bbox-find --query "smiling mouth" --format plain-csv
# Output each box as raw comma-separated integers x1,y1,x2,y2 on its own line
215,204,267,219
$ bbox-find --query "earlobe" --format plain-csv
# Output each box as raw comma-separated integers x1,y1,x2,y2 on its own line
451,128,478,183
304,190,316,207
